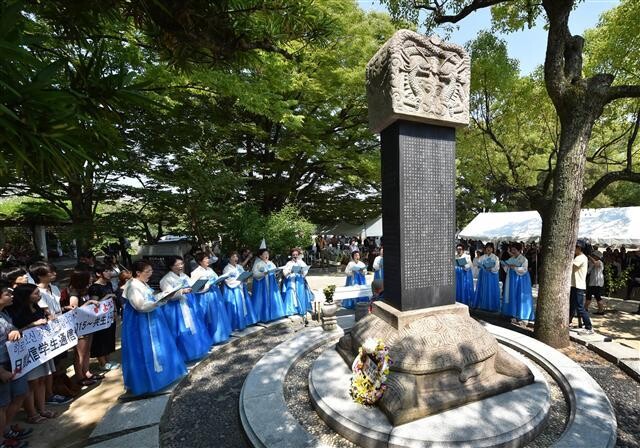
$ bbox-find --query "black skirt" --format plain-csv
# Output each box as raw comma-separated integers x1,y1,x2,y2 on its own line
90,321,117,358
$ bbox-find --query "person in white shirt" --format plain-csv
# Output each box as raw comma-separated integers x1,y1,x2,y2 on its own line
30,263,62,318
570,241,593,333
586,252,605,315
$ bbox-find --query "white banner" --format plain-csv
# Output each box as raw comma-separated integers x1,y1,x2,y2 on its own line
7,312,78,379
6,298,115,378
74,298,115,337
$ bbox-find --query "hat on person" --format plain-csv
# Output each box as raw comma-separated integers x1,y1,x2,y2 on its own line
592,250,603,259
576,239,587,249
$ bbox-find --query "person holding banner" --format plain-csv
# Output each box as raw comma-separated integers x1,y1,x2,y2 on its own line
68,269,102,387
89,263,120,372
0,284,31,440
223,252,258,331
251,249,286,323
190,253,231,345
122,261,186,396
282,248,313,317
159,256,210,362
7,284,56,424
342,250,368,309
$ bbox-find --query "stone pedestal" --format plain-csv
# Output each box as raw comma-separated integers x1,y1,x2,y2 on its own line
321,303,338,331
337,302,534,426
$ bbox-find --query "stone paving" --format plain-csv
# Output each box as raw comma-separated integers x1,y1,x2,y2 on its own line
26,268,638,448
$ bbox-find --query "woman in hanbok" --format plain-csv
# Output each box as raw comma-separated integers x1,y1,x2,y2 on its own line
251,249,286,323
501,243,535,321
342,250,367,309
454,244,474,306
282,248,313,317
223,252,258,331
159,256,210,362
190,252,232,344
472,243,501,311
373,247,384,281
121,261,186,396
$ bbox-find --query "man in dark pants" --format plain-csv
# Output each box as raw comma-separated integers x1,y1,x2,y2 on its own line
570,241,593,334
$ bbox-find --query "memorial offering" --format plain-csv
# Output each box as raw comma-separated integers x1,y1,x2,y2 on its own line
350,338,391,406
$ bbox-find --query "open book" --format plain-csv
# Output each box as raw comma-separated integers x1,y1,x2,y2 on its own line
500,259,522,268
213,273,230,285
351,265,366,272
455,258,467,267
236,270,253,282
156,286,183,303
190,277,210,293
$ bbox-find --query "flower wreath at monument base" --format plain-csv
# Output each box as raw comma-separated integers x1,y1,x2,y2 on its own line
350,338,391,406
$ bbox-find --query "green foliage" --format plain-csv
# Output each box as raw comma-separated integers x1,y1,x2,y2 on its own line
604,265,632,297
0,197,68,224
263,205,315,257
323,284,336,303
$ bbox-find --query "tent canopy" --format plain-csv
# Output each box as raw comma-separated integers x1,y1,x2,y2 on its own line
459,207,640,246
317,215,383,237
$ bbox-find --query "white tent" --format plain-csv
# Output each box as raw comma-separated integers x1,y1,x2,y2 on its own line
577,207,640,246
459,211,542,243
363,215,383,237
458,207,640,246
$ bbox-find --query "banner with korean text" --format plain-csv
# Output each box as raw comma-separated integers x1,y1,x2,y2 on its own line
6,299,115,379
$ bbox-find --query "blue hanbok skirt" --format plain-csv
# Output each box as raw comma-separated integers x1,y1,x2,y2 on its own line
161,298,210,362
223,285,258,331
122,302,187,396
455,266,474,306
473,269,500,312
374,268,384,281
342,272,367,309
196,288,232,344
502,270,535,320
252,273,286,322
282,274,313,316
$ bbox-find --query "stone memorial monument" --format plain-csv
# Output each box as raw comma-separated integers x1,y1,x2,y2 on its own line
336,30,534,426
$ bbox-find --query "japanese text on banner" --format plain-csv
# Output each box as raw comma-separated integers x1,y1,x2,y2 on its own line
6,312,78,379
74,298,115,337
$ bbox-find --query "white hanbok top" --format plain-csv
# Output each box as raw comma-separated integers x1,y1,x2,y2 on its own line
190,266,217,282
38,284,62,316
345,260,366,277
283,259,309,278
123,278,163,312
477,254,500,273
373,256,383,272
160,271,191,300
252,259,276,280
159,271,195,332
223,264,244,288
455,253,472,270
504,254,528,276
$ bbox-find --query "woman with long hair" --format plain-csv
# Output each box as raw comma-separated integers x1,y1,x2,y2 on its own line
7,284,56,423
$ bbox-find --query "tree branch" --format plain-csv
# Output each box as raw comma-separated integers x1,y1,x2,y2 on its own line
582,170,640,205
428,0,508,24
607,85,640,103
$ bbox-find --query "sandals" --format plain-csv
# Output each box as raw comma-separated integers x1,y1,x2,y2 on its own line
87,373,105,380
78,378,97,386
40,410,56,419
26,414,46,424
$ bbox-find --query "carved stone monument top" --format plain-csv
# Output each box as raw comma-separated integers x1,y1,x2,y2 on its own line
366,30,470,133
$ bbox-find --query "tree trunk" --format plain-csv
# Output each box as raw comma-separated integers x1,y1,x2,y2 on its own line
534,113,594,347
68,183,95,258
